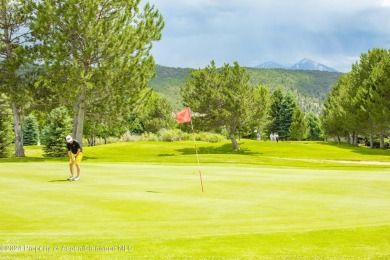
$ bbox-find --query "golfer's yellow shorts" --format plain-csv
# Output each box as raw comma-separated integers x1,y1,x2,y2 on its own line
69,152,83,165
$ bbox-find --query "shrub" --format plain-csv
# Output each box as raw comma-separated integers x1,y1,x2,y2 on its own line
196,132,226,143
158,129,190,141
139,132,159,141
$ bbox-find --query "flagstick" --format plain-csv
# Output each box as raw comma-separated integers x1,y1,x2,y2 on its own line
190,119,204,192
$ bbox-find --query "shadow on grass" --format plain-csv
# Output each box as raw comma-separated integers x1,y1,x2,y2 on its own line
175,143,261,155
0,156,96,163
157,154,175,157
0,157,62,163
317,141,390,156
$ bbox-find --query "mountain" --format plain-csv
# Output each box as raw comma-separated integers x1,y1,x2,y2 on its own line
254,61,286,69
149,65,343,115
289,58,338,72
254,58,338,72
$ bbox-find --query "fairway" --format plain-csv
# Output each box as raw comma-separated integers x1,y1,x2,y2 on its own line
1,156,390,258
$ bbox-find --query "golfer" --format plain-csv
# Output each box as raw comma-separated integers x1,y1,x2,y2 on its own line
66,135,83,181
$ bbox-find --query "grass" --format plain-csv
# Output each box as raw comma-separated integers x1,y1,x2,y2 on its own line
1,140,390,259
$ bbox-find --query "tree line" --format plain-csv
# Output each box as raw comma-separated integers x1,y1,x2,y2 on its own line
2,1,386,158
321,48,390,148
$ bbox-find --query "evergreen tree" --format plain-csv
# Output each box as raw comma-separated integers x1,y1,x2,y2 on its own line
31,0,164,144
290,108,308,141
0,95,14,157
23,114,39,145
268,89,284,136
42,107,72,157
306,112,323,140
278,92,297,140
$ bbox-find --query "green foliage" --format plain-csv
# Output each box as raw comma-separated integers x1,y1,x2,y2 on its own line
157,129,190,142
138,129,226,143
151,65,341,113
278,92,298,139
0,0,36,157
42,107,72,157
31,0,165,141
267,88,284,135
290,108,308,140
306,112,324,140
181,61,259,150
246,85,271,136
322,48,390,147
195,132,226,143
0,97,14,158
138,91,176,133
22,114,39,146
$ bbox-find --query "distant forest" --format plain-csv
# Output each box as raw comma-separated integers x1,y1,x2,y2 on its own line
149,65,343,114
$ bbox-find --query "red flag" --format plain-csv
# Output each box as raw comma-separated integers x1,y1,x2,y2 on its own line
176,108,191,123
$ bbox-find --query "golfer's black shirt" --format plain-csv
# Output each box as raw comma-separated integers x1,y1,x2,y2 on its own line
67,140,83,154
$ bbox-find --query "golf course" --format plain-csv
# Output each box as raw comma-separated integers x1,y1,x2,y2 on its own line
1,140,390,259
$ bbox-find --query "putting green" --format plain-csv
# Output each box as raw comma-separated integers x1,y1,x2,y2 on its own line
0,162,389,258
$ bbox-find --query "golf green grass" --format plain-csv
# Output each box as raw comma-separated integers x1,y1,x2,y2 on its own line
1,141,390,259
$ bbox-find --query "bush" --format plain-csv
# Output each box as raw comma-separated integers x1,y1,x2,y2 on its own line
138,132,158,141
196,132,226,143
158,129,190,141
135,129,226,143
84,129,227,144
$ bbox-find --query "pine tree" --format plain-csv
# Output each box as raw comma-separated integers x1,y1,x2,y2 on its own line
278,93,297,140
31,0,164,144
268,89,284,136
42,107,72,157
306,112,323,140
23,114,39,146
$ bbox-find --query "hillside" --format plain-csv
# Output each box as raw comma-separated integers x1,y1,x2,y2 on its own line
149,65,342,114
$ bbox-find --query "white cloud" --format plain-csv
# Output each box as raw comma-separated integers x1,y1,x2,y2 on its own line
381,0,390,6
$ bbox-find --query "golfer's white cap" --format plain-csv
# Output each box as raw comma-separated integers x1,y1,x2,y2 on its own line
66,135,73,143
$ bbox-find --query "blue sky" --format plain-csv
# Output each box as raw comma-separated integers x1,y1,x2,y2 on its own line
145,0,390,72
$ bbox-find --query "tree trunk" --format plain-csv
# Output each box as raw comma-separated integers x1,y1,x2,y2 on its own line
370,134,374,148
229,133,240,150
11,102,25,157
379,133,385,149
72,101,85,146
353,132,358,146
